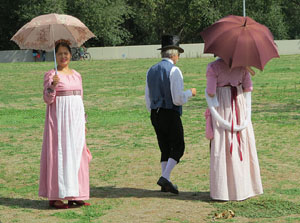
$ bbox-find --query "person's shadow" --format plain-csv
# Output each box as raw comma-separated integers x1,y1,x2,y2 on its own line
0,187,211,210
0,197,49,210
91,186,211,202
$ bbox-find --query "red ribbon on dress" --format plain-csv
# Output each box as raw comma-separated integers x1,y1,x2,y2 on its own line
230,86,242,161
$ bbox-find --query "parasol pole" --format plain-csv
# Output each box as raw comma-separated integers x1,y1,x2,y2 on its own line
51,24,58,75
243,0,246,17
53,48,58,75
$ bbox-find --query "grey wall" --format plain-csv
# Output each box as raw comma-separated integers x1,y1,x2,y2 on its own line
88,43,210,60
0,40,299,63
0,50,54,63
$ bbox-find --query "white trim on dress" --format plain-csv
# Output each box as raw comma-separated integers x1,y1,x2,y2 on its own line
56,95,85,198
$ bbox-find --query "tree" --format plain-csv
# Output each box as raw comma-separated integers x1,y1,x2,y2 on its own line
1,0,67,50
204,0,289,40
0,1,22,50
0,0,298,50
126,0,220,45
67,0,132,46
183,0,221,43
125,0,164,45
245,0,289,40
1,0,131,49
15,0,66,22
281,0,300,39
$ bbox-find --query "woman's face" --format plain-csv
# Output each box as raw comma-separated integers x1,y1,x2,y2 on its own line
56,46,71,68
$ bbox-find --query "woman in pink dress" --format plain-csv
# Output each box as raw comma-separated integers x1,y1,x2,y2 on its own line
205,58,263,201
39,40,92,209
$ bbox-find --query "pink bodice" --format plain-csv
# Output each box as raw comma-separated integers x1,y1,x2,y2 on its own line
43,69,83,105
206,58,253,95
45,69,82,92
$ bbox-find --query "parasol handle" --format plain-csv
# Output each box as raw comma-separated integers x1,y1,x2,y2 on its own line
53,48,58,75
51,24,58,75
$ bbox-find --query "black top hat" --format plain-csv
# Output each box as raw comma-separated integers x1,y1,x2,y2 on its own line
157,35,184,53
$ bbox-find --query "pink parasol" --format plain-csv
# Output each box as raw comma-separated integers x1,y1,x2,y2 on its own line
11,13,95,73
200,15,279,70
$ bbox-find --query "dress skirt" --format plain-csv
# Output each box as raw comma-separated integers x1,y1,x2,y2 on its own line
210,85,263,201
39,95,91,200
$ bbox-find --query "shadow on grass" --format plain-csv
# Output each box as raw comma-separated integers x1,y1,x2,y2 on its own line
0,188,210,210
0,197,49,210
91,186,211,202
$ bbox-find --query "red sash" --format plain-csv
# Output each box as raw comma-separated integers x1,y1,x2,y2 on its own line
230,86,242,161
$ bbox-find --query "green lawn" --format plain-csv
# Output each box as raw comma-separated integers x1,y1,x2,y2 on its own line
0,55,299,223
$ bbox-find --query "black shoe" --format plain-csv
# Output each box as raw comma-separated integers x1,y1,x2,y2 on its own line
161,186,167,192
157,176,179,194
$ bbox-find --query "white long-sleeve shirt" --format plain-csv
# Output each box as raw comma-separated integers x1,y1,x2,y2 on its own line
145,58,192,112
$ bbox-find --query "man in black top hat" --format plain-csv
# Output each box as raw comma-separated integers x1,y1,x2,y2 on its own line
145,35,196,194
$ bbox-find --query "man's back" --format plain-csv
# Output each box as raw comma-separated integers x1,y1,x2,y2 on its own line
147,60,176,111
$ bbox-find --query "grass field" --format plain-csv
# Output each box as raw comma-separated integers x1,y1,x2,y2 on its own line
0,55,299,223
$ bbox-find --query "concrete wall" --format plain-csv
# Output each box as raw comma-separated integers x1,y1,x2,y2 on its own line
274,40,300,55
88,43,211,60
0,40,299,63
0,50,54,63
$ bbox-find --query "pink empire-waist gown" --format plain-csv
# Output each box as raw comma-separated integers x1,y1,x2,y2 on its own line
39,69,92,200
205,59,263,201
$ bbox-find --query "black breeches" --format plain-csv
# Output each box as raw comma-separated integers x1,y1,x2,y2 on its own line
150,108,185,163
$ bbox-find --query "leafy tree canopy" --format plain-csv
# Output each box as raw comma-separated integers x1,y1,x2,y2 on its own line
0,0,299,50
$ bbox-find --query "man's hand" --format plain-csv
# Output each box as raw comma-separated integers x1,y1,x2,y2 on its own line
191,88,196,96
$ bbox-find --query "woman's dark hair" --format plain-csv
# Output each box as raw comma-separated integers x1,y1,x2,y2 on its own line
55,41,71,54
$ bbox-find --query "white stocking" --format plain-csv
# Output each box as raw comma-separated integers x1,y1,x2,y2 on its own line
162,158,177,181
